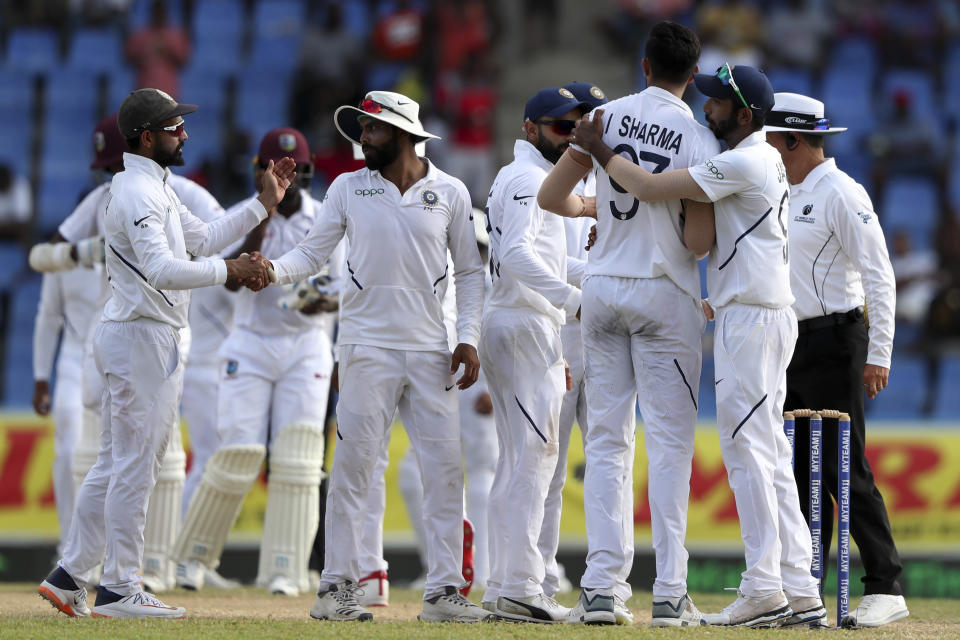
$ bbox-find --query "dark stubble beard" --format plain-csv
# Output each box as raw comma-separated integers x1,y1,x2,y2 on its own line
536,136,568,166
154,141,185,168
706,110,739,142
362,135,401,171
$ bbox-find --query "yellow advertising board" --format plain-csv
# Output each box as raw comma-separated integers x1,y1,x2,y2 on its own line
2,413,959,552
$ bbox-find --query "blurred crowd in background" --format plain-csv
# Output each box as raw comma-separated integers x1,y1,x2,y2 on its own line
0,0,958,417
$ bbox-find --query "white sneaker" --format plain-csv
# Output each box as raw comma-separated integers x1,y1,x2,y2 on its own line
203,566,240,589
702,590,791,627
310,583,373,621
357,570,389,606
496,592,570,623
842,594,909,628
781,595,827,627
268,575,299,596
650,593,704,627
481,599,497,612
565,589,616,625
175,560,205,591
91,590,186,619
613,595,634,625
38,568,90,618
419,586,493,622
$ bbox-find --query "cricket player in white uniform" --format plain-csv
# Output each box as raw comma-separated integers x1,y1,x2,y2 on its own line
479,87,588,624
251,91,489,623
31,114,239,594
537,80,606,602
37,88,294,619
572,63,825,627
173,127,343,597
538,23,721,626
765,93,907,628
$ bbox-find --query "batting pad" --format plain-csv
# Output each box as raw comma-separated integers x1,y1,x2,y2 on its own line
143,422,186,591
171,443,266,569
256,422,324,592
72,407,101,491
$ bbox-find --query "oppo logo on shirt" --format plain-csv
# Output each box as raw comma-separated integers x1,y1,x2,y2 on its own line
704,160,724,180
354,188,385,197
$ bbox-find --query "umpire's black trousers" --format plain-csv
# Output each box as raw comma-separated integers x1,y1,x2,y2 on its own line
785,312,903,596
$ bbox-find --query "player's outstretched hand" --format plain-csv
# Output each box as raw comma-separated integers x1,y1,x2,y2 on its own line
451,343,480,390
573,108,607,160
256,158,297,212
226,252,273,291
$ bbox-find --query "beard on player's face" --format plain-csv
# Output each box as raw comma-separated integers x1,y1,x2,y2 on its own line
706,108,740,141
362,133,401,171
154,139,185,167
535,134,568,165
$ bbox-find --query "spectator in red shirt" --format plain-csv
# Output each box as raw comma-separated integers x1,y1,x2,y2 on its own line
125,0,191,97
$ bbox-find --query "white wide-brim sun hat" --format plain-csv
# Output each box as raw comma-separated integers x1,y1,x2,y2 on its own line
763,92,847,136
334,90,440,146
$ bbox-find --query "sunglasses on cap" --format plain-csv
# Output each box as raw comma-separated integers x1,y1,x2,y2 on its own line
358,98,414,124
154,120,185,136
716,63,749,110
535,119,577,136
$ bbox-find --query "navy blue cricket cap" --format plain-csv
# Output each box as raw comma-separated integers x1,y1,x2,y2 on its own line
694,63,774,117
564,81,608,111
524,87,591,122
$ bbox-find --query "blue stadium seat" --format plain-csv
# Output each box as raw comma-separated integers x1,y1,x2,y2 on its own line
4,28,61,74
234,73,292,149
821,67,873,157
191,34,244,75
766,67,816,98
127,0,184,28
879,177,939,249
37,120,97,234
193,0,245,42
4,274,43,406
0,110,33,168
66,28,123,73
179,67,228,114
44,69,99,123
252,0,304,41
880,69,939,126
828,36,878,76
247,34,300,69
179,109,224,172
0,69,35,111
932,357,960,420
0,244,27,292
107,68,136,112
865,354,925,419
946,43,960,114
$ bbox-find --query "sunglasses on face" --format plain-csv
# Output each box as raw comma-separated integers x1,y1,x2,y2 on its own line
358,98,414,124
536,119,577,135
155,120,185,136
716,63,750,110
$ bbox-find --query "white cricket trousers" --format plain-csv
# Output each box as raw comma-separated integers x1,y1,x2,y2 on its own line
51,347,84,546
713,303,819,598
481,308,565,599
540,318,587,596
180,360,220,515
320,345,464,597
580,275,705,600
61,319,183,595
216,327,333,448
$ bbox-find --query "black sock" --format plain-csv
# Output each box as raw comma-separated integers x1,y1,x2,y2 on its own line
45,566,79,591
95,586,124,606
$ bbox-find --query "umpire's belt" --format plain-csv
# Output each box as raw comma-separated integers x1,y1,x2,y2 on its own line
797,307,865,334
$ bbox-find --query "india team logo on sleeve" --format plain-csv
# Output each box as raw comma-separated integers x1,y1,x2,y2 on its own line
226,360,239,377
421,189,439,207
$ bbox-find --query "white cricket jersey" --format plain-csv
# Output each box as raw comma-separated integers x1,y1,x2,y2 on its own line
577,87,720,299
689,131,793,309
102,153,267,328
485,140,580,325
787,158,896,368
230,192,346,336
33,268,101,380
271,159,484,351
